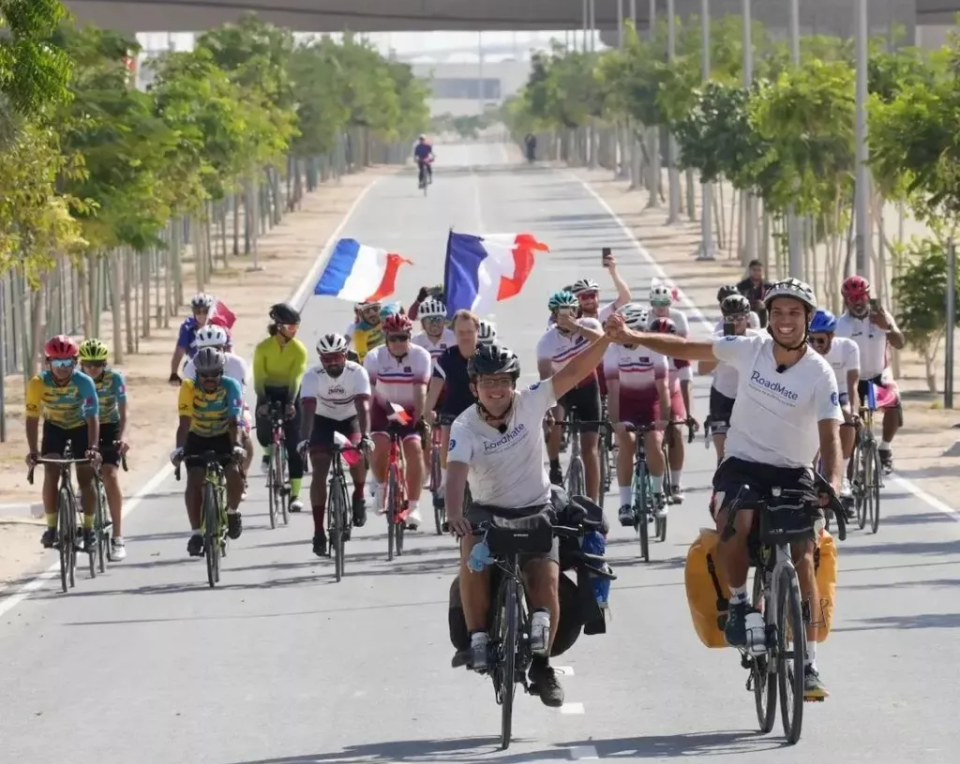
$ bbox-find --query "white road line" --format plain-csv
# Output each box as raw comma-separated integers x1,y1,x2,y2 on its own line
560,702,585,715
0,175,384,618
568,170,960,516
554,665,575,676
568,745,600,761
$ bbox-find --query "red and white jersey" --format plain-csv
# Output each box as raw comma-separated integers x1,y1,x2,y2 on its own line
363,343,431,410
536,318,603,374
603,344,668,391
412,328,455,367
834,313,888,378
300,361,371,421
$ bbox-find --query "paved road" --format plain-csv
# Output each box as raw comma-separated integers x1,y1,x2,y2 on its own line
2,143,959,763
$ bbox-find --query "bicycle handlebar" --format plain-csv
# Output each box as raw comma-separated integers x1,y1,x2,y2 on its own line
174,450,243,481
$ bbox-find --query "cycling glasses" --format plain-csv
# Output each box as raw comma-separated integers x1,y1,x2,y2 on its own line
50,359,75,369
387,334,411,343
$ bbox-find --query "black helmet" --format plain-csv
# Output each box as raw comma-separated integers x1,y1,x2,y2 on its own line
269,302,301,325
717,284,739,303
720,294,751,317
468,342,521,379
194,347,225,374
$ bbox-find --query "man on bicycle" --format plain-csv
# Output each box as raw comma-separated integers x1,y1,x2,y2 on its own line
253,303,308,512
346,300,385,363
364,313,432,529
172,348,246,557
834,275,905,474
537,290,604,501
612,278,842,699
413,297,454,478
78,339,129,561
169,292,224,385
647,316,692,502
413,135,434,186
25,335,101,552
445,313,623,707
603,305,671,526
299,333,373,557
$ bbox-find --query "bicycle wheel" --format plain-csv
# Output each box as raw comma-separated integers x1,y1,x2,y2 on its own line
267,451,278,530
635,462,650,563
278,446,290,525
329,477,348,582
566,452,585,497
387,465,398,561
96,479,109,573
431,447,444,535
869,446,882,534
752,569,777,733
597,440,608,510
498,576,519,750
57,486,73,593
656,511,668,543
776,564,806,745
203,482,219,588
662,444,673,504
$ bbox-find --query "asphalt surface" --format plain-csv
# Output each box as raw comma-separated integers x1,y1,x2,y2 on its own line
2,143,959,763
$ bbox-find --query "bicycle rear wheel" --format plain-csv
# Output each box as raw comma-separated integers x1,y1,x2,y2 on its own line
57,486,73,593
635,462,650,563
498,576,519,750
203,482,219,588
387,465,398,561
96,479,109,573
869,446,882,534
752,570,777,733
267,453,278,530
656,512,668,543
777,564,806,744
431,446,444,535
329,476,348,582
598,439,608,510
566,454,585,497
279,447,290,525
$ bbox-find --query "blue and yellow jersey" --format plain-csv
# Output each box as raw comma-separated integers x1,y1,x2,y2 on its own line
92,368,127,425
25,370,100,430
177,375,243,437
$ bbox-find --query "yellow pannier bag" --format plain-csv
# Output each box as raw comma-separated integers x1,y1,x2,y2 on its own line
812,529,837,643
684,528,730,648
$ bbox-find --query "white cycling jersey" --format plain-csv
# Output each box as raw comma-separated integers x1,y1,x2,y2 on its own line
536,318,603,374
822,336,860,393
834,313,888,378
602,344,668,390
710,325,763,398
545,300,618,330
300,360,371,421
713,334,842,468
363,343,431,410
183,352,248,389
412,328,455,365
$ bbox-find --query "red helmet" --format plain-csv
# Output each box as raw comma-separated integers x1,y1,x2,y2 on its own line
45,335,79,360
382,314,413,334
841,275,870,301
648,317,677,334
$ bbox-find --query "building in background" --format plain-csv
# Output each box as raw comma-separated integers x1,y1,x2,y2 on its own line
411,60,531,117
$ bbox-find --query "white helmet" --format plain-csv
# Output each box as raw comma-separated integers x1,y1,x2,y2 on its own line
763,278,817,313
649,283,674,305
194,325,229,349
618,303,648,329
570,278,600,296
191,292,215,310
478,320,497,345
418,297,447,320
316,333,349,354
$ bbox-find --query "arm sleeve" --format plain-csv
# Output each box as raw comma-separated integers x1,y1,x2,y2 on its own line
289,341,308,398
114,371,127,403
816,368,844,422
653,353,669,380
678,363,693,382
446,420,475,464
224,378,244,419
176,320,195,350
535,333,552,363
355,366,372,398
363,349,378,383
177,380,194,418
300,369,318,401
252,344,266,398
432,355,447,381
673,311,690,337
25,376,43,419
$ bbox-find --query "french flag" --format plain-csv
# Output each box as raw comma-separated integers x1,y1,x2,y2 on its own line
313,238,413,303
444,231,548,314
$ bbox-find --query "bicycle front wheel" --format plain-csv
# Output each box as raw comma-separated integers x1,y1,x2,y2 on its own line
267,453,278,530
498,576,519,750
635,462,650,563
387,466,398,561
278,447,290,525
752,570,777,733
431,447,444,535
777,564,806,744
329,477,348,582
57,486,74,593
566,454,585,498
96,479,109,573
869,446,882,534
203,482,219,588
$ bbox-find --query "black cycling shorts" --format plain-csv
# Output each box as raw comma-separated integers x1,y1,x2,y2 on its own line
711,456,822,528
558,377,601,433
708,387,735,434
98,422,122,467
41,422,89,458
184,431,233,460
309,414,359,450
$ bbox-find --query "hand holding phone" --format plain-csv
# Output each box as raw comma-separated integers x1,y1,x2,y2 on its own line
602,247,613,267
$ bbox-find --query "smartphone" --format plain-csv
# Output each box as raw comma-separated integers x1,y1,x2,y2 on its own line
602,247,612,265
868,298,880,312
723,321,736,337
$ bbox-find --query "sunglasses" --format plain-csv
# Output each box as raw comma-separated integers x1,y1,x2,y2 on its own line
809,337,829,347
578,292,599,300
320,353,346,362
422,316,444,324
650,300,672,308
279,323,299,332
387,334,410,342
50,359,75,369
477,377,514,389
198,370,223,379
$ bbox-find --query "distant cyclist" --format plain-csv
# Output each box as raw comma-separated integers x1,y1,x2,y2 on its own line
478,320,497,346
413,135,434,187
169,292,227,385
345,301,384,364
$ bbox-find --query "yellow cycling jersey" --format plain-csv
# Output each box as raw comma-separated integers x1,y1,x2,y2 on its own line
25,370,100,430
351,324,384,364
178,376,244,437
252,334,308,398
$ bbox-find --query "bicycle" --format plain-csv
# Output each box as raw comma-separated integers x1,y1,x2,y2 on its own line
557,419,610,502
417,158,432,195
28,443,95,593
622,422,665,562
327,442,366,582
661,417,698,506
851,382,883,534
92,449,129,572
429,422,445,535
723,476,846,745
599,395,616,501
266,400,291,530
384,421,412,561
175,450,240,588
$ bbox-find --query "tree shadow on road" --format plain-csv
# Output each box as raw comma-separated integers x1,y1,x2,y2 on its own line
839,539,960,557
833,612,960,632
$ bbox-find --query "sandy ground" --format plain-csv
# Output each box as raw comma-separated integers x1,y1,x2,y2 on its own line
0,166,399,593
568,165,960,510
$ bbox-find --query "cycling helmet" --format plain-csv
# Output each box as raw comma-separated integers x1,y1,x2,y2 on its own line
317,333,349,354
720,294,751,318
809,309,838,334
717,284,739,303
191,292,215,310
648,317,678,334
841,275,870,301
78,338,109,362
649,283,674,305
570,278,600,296
194,325,229,349
618,303,649,329
379,302,402,320
418,297,447,320
45,335,78,359
468,342,521,379
478,320,497,345
763,278,817,313
193,347,225,374
269,302,301,325
382,313,413,334
357,300,381,310
548,290,578,311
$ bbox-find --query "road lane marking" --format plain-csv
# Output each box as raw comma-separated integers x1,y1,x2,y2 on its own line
554,666,575,676
569,746,599,760
890,475,959,521
560,702,585,714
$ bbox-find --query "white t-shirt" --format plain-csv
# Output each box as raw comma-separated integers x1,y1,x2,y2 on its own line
536,318,603,373
822,336,860,394
183,352,248,389
650,306,690,337
412,328,455,365
710,326,762,398
603,343,668,390
448,379,557,509
363,343,432,409
834,313,888,378
300,360,371,421
712,334,842,468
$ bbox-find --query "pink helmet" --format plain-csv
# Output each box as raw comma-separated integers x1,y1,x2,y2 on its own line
841,275,870,302
45,335,78,360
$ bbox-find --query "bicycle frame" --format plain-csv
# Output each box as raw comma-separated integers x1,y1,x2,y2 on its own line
385,427,410,560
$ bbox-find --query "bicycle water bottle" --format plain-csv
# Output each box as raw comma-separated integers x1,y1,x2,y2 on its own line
744,611,766,655
467,539,493,573
582,530,611,608
529,608,551,656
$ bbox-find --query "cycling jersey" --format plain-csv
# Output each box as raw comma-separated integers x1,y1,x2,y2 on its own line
347,321,384,364
536,318,603,387
178,376,244,437
712,334,841,468
183,353,249,389
434,345,475,419
834,313,888,378
414,143,433,161
253,335,308,398
25,370,99,429
823,337,860,392
413,328,455,365
91,368,127,425
603,344,669,390
651,307,689,337
176,317,203,359
364,343,431,411
300,361,371,421
710,326,763,398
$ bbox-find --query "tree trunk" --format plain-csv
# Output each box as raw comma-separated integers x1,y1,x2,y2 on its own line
141,249,151,339
80,255,94,338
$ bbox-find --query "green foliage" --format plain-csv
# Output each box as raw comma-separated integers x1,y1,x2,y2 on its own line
0,0,73,116
892,237,960,359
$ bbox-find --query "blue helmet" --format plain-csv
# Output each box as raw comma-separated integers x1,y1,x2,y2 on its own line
809,309,837,334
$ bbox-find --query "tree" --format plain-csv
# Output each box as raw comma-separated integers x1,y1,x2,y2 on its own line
0,0,73,116
289,37,348,159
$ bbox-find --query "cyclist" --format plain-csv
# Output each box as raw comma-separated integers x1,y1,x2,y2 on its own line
169,292,217,385
612,278,841,699
25,336,101,551
834,275,905,473
736,259,774,327
809,308,860,506
299,333,373,557
408,284,444,320
414,135,434,187
717,284,760,329
346,300,384,364
364,312,432,529
413,297,454,478
537,290,604,501
425,310,481,506
445,313,622,707
77,339,129,561
172,347,246,556
698,294,758,463
603,305,671,525
253,303,308,512
647,316,692,501
183,325,254,477
477,320,497,346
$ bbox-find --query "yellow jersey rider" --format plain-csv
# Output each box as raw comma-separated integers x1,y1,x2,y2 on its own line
172,347,246,557
346,300,385,363
253,302,309,512
78,339,130,561
25,335,102,552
